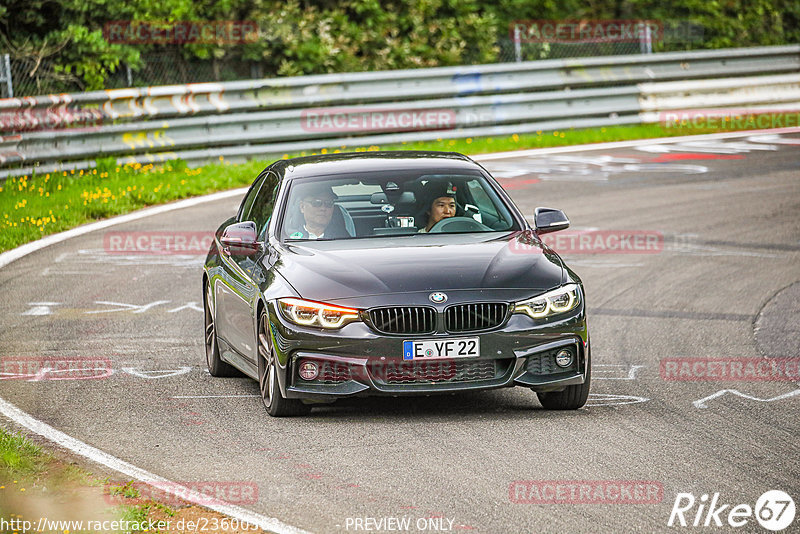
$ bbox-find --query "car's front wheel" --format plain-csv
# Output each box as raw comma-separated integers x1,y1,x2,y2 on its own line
204,281,240,377
536,354,591,410
257,310,311,417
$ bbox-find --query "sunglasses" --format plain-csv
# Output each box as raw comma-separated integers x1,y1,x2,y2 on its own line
303,198,335,208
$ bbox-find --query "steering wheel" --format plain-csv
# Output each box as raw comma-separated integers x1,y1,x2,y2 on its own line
428,216,491,233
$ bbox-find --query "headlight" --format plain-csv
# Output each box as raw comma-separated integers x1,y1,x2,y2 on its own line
513,284,580,319
278,298,361,329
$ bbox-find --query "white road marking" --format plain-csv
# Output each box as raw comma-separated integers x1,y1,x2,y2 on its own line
85,300,170,314
21,302,61,316
586,393,650,406
473,127,800,161
749,134,800,145
484,154,708,182
594,364,646,380
121,367,192,379
168,302,203,313
0,397,312,534
693,388,800,409
636,140,778,154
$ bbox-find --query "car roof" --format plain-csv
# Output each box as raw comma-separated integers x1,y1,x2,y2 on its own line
269,151,480,180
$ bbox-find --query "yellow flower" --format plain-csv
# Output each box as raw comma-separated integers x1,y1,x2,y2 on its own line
466,138,472,144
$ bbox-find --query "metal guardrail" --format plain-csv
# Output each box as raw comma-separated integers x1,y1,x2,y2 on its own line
0,45,798,178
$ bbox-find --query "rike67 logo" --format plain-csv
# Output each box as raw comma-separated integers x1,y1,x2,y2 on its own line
668,490,796,531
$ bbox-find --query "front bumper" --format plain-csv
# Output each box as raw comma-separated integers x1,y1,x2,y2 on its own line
267,301,589,401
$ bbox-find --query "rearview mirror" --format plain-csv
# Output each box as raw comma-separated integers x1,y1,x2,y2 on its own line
370,191,416,205
534,207,570,234
220,221,260,256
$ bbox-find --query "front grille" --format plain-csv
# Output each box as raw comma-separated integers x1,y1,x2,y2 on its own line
445,303,508,332
368,306,436,335
373,359,497,384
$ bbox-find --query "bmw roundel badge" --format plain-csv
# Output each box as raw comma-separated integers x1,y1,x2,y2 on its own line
429,292,447,303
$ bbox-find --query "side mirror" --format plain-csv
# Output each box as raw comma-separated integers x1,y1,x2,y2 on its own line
534,207,570,234
220,221,260,256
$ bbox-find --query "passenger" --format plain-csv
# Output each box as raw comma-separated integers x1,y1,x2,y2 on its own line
418,182,457,233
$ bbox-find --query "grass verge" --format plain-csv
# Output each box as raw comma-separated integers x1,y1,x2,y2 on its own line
0,121,781,253
0,427,266,533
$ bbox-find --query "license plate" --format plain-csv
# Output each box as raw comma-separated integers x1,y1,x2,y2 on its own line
403,338,480,360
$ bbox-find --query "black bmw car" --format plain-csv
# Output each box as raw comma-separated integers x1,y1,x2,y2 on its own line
203,151,589,416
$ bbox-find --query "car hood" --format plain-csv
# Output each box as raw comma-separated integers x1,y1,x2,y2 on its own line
272,231,564,302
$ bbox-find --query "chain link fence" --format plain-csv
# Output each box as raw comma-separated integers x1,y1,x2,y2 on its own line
1,29,689,98
496,38,645,63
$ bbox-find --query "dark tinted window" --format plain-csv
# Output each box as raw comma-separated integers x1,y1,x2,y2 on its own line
238,173,267,222
247,172,280,237
280,170,519,241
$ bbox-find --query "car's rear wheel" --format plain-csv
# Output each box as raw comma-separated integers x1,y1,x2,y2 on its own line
204,281,240,377
257,310,311,417
536,353,591,410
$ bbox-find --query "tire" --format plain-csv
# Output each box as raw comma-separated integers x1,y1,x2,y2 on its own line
204,281,241,377
536,352,591,410
257,310,311,417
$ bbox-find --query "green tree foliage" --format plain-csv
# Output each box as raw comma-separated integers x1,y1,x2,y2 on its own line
0,0,797,92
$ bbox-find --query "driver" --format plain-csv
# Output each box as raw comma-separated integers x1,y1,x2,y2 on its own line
419,182,457,233
291,184,339,239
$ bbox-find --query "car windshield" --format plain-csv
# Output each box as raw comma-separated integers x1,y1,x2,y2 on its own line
280,170,520,241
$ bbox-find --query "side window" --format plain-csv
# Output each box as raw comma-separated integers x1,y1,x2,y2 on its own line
238,173,267,222
248,172,280,237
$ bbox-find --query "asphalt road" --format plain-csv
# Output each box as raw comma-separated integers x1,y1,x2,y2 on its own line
1,131,799,533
